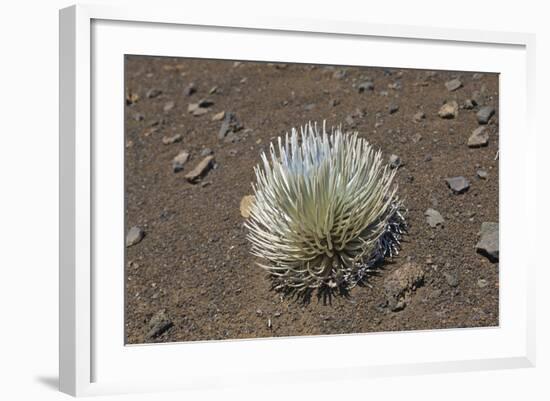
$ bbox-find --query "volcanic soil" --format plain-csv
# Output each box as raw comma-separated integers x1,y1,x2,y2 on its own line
124,56,499,344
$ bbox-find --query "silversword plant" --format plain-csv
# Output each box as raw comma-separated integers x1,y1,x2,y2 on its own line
245,122,406,297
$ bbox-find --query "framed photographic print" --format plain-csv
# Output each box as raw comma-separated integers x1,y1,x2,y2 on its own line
59,4,536,397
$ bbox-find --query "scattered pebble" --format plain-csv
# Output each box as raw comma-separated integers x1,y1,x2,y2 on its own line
425,208,444,228
162,134,182,145
172,150,190,172
357,81,374,93
146,88,162,99
383,262,424,311
212,111,225,121
163,101,175,112
332,69,347,80
463,98,477,110
126,226,145,247
476,222,499,262
389,154,402,169
438,100,458,119
329,99,340,107
200,148,214,157
477,169,488,179
240,195,255,218
443,271,459,287
445,176,470,194
445,78,462,92
477,106,495,124
146,310,173,340
388,81,402,90
192,107,208,117
413,111,426,122
218,112,241,140
477,279,488,288
468,126,489,148
411,133,423,143
184,155,215,183
304,103,316,111
133,113,144,121
388,103,399,114
198,99,214,108
183,83,196,96
126,91,139,105
209,86,218,94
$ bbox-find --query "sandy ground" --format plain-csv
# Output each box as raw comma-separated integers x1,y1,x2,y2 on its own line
124,56,499,344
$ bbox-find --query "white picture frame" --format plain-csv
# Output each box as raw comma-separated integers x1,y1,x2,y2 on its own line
59,3,536,397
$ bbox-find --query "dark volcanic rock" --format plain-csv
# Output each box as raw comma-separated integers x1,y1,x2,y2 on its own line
445,176,470,194
217,112,241,139
477,106,495,124
198,99,214,108
476,222,499,262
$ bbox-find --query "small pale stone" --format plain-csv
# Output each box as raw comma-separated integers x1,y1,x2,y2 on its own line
425,208,444,228
413,111,425,122
463,99,477,109
187,103,199,113
438,101,458,119
468,126,489,147
476,222,499,262
126,226,144,247
163,101,175,112
172,150,190,172
357,81,374,92
146,88,162,98
477,169,488,179
162,134,182,145
212,111,225,121
184,156,215,183
193,107,208,116
389,154,402,169
477,279,488,288
240,195,255,218
445,78,462,92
